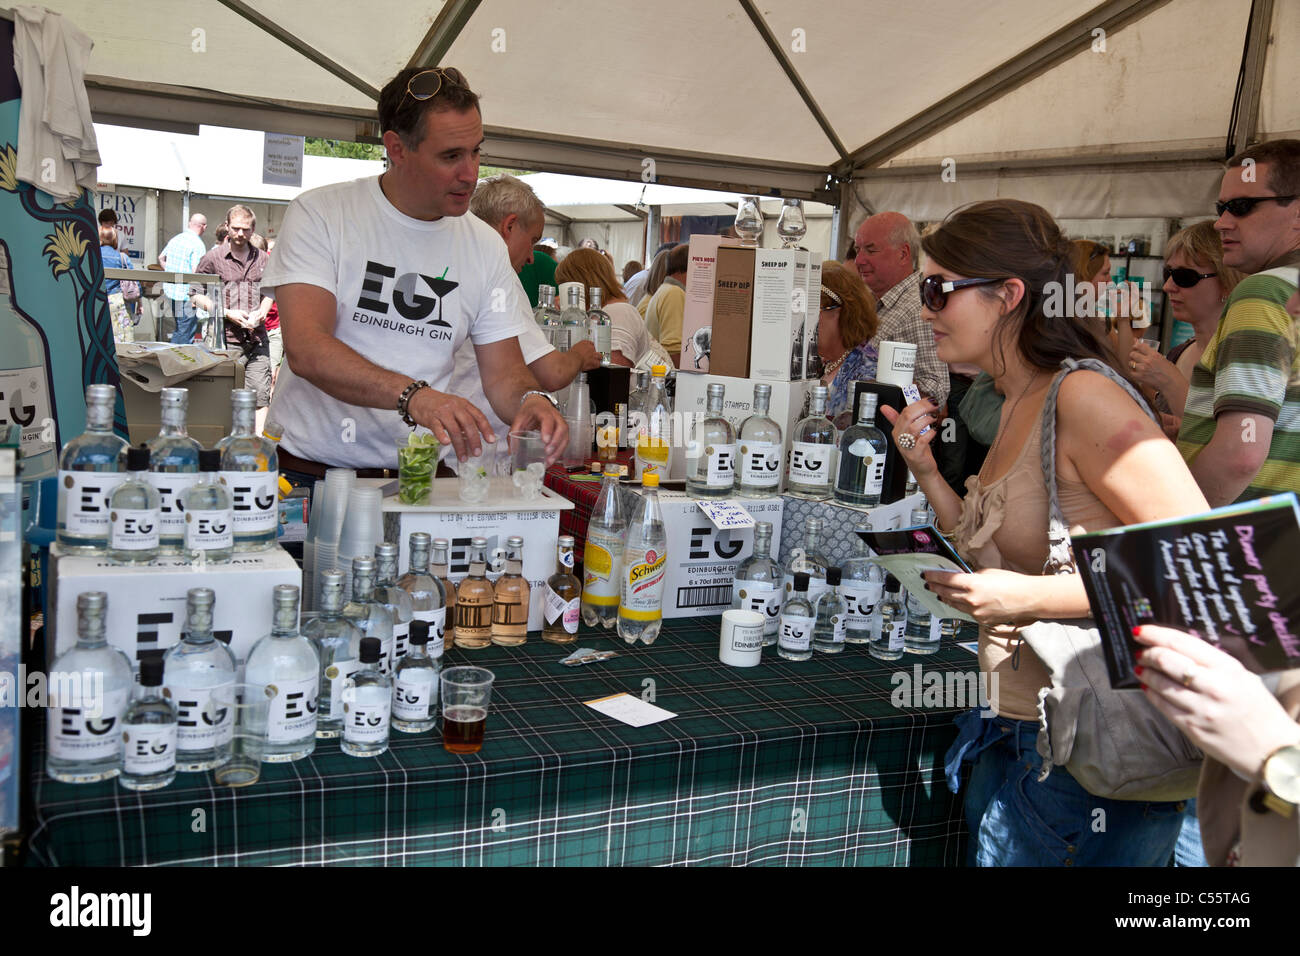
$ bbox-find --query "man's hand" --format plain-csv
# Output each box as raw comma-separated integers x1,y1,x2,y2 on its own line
409,387,497,463
569,339,601,372
510,394,568,465
225,308,253,329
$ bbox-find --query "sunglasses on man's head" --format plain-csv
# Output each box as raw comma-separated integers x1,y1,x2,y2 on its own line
403,67,465,104
1214,195,1298,218
1163,266,1216,288
920,274,1002,311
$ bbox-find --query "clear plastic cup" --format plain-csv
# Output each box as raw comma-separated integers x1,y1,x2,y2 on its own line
441,666,495,754
510,430,547,500
458,454,492,504
212,683,270,787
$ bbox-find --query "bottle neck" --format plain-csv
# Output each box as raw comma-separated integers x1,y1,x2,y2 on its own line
804,530,820,552
159,408,189,434
352,576,375,602
753,394,771,416
752,531,771,559
375,562,397,587
184,607,215,643
856,403,876,426
85,400,115,432
431,550,450,574
469,550,487,576
809,396,826,418
505,554,523,576
230,406,256,437
408,546,431,575
271,605,299,636
706,395,724,416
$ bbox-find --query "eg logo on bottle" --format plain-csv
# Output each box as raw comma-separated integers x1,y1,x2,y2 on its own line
790,447,826,474
736,585,779,621
229,482,277,514
741,445,781,475
2,386,36,427
113,513,154,536
842,592,878,618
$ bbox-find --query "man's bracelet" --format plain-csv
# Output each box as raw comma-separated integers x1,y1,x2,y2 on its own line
397,379,430,426
520,389,558,409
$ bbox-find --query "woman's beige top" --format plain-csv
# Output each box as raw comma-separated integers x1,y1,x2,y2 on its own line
949,407,1121,721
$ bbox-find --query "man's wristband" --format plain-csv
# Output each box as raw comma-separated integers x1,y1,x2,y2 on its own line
520,389,558,409
397,380,430,426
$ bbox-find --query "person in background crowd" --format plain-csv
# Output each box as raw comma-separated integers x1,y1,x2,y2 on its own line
643,242,688,365
518,235,558,308
99,223,137,340
816,260,879,429
97,207,126,251
213,222,228,245
249,233,285,387
637,246,673,319
578,237,599,250
841,239,857,267
556,248,653,367
1128,221,1245,437
158,212,207,344
1177,138,1300,507
885,199,1210,866
622,260,642,283
1068,239,1111,325
626,240,676,307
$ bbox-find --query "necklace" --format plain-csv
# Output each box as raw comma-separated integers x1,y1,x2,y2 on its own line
980,371,1047,480
821,351,847,381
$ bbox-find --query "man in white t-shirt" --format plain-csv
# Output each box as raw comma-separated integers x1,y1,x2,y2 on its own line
262,67,567,477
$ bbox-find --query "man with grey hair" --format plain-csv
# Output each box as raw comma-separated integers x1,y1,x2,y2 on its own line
158,212,208,344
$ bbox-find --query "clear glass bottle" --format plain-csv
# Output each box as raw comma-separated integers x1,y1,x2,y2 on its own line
0,244,59,480
216,388,279,552
778,572,815,661
454,536,494,649
732,521,782,646
618,471,668,645
685,382,736,499
245,585,318,762
343,556,396,672
534,284,562,337
57,383,129,553
181,449,233,564
582,465,625,630
586,286,613,365
812,567,847,654
737,383,783,497
303,569,362,739
627,368,649,430
429,537,457,654
543,535,582,643
341,637,391,758
163,587,236,771
392,620,440,734
109,445,160,565
148,387,201,554
634,364,672,479
46,591,134,783
841,528,884,645
560,285,587,329
120,657,178,791
375,542,414,667
399,532,447,659
834,391,889,508
870,576,906,661
492,535,530,646
783,516,830,606
903,506,941,654
786,385,836,500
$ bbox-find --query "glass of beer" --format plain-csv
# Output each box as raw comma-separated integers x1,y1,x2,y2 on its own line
441,666,495,754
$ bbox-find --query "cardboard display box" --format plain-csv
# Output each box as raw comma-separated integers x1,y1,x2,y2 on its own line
120,348,245,448
748,249,811,383
679,234,741,373
709,246,757,378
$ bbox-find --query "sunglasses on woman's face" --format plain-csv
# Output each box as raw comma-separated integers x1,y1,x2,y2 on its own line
1162,266,1216,288
920,274,1002,311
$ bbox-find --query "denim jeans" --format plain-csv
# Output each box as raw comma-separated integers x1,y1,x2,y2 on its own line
167,297,199,345
946,710,1186,867
1173,798,1208,866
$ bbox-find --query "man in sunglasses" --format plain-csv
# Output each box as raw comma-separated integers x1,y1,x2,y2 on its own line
1177,139,1300,506
261,67,568,480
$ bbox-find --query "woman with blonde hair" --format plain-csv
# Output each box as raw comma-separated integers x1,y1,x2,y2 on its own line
816,261,879,428
555,247,652,367
638,247,672,319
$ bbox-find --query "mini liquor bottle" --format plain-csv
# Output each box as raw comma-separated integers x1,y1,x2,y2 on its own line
341,637,392,757
685,382,737,499
120,657,178,791
392,620,440,734
398,532,447,659
903,506,941,654
732,520,782,646
786,385,835,500
841,528,884,645
343,556,395,672
833,391,889,508
492,535,530,646
737,383,783,497
109,445,160,565
57,384,129,553
812,567,847,654
778,572,815,661
245,585,319,762
581,466,625,630
148,387,201,554
374,542,414,668
543,535,582,643
454,536,494,649
163,587,236,770
430,537,457,652
216,388,279,552
870,576,906,661
181,449,233,563
303,569,362,739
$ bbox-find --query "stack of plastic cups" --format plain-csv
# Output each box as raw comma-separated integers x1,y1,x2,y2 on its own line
337,486,384,604
301,479,326,611
313,468,355,609
564,373,592,468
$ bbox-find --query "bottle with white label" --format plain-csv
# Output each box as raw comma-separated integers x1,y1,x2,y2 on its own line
303,569,362,739
634,365,672,479
392,620,439,734
0,242,58,480
586,286,613,365
428,537,457,653
737,383,783,497
841,528,884,645
903,506,942,654
834,391,889,507
581,466,625,629
374,542,414,667
812,567,847,654
618,470,668,645
343,556,395,673
778,572,815,661
783,516,830,606
685,382,736,499
217,388,279,552
398,533,447,659
147,387,201,554
870,576,906,661
120,657,178,791
732,521,782,646
543,535,582,644
181,449,233,563
163,587,236,770
245,585,319,762
109,445,160,565
342,637,392,757
491,536,530,647
46,591,134,783
57,383,129,553
786,385,835,499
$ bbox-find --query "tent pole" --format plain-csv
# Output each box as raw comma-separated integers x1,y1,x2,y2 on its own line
833,180,854,261
1229,0,1275,157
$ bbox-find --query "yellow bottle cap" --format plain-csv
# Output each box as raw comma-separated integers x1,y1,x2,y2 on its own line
642,471,660,487
651,364,667,376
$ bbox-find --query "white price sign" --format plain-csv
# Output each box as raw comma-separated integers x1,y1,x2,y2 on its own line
696,500,756,530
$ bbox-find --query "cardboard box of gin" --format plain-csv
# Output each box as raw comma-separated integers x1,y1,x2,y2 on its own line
748,248,813,383
678,234,742,374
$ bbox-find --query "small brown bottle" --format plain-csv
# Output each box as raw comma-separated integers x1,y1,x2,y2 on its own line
491,535,530,646
543,536,582,644
453,537,493,649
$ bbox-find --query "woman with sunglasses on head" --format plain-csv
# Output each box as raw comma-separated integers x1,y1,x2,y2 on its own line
816,261,879,429
882,199,1210,867
555,247,652,368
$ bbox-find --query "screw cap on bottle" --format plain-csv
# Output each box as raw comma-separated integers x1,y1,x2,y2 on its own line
126,444,150,471
806,517,823,534
359,637,381,664
410,620,430,645
272,584,299,609
77,591,107,614
230,388,256,409
432,537,450,549
793,572,810,591
85,383,115,404
753,383,772,401
352,555,376,574
159,387,188,409
198,448,221,471
827,567,842,587
140,657,164,687
707,383,725,400
410,532,431,550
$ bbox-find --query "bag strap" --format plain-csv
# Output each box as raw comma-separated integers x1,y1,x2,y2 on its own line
1038,358,1159,575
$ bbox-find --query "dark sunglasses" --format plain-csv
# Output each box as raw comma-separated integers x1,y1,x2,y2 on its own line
920,274,1002,311
403,68,463,103
1088,245,1110,264
1214,194,1297,218
1163,266,1216,288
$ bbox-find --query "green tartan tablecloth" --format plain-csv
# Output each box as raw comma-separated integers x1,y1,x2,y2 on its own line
26,618,972,866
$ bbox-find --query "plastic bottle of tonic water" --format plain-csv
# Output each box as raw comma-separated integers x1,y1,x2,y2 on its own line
581,465,626,629
617,471,668,645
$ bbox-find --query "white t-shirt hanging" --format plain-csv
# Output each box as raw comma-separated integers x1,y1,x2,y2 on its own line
262,176,523,469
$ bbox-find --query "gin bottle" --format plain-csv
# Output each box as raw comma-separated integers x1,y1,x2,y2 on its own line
343,556,395,672
841,528,884,644
217,388,278,552
375,542,414,666
341,637,391,757
685,382,737,498
903,506,941,654
492,535,530,646
181,449,233,564
148,387,201,554
833,391,889,507
581,465,625,629
870,576,906,661
587,286,613,365
392,620,439,734
57,383,129,553
786,385,835,499
303,569,362,739
777,572,815,661
732,520,782,645
398,532,447,659
108,445,160,565
120,657,178,791
46,591,133,783
812,567,846,654
245,585,318,762
543,535,582,643
634,365,672,479
560,285,587,329
0,243,58,480
534,284,561,335
737,383,783,497
163,587,236,770
783,516,830,606
617,470,667,645
454,537,494,649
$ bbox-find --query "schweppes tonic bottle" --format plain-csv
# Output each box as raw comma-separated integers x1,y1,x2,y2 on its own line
581,465,626,629
617,471,667,645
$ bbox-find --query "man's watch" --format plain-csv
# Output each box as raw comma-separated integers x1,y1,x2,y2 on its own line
1253,743,1300,817
520,389,558,409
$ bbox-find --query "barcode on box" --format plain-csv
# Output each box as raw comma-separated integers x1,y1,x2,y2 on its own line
675,585,733,609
